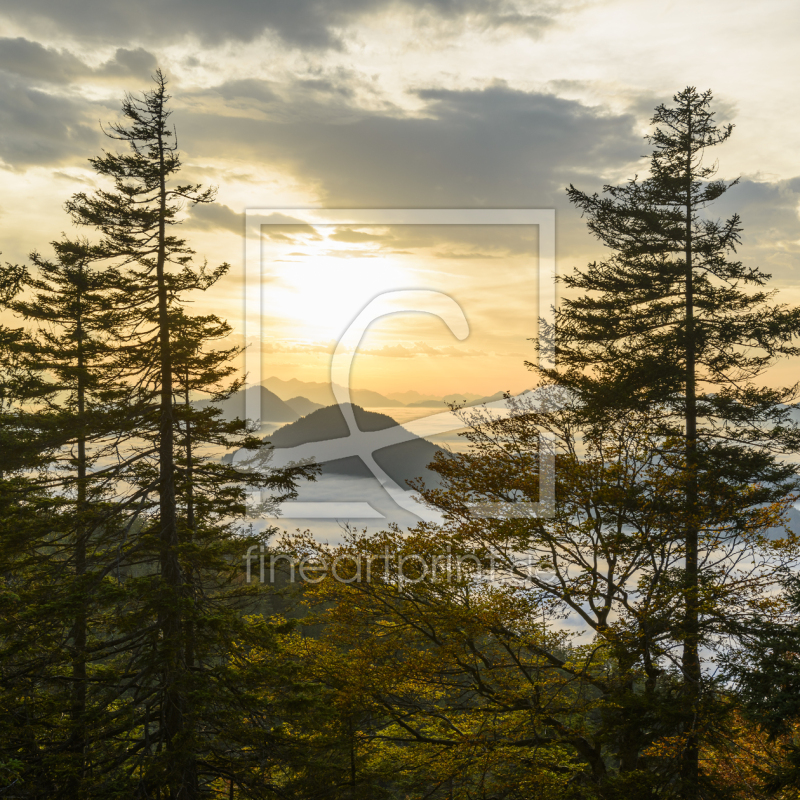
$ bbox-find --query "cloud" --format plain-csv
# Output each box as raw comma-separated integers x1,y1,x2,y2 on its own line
185,202,242,234
174,81,642,256
4,32,797,285
214,78,279,107
97,47,158,81
0,37,87,83
432,250,501,259
185,205,323,240
0,38,158,84
258,212,324,240
0,76,101,168
329,228,391,244
179,80,798,271
0,0,565,50
0,38,159,168
179,82,641,206
262,341,334,354
325,248,381,258
361,343,419,358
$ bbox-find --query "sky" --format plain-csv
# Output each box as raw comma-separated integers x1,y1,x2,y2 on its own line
2,0,800,398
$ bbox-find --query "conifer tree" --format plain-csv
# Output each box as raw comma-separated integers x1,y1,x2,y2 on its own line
542,86,800,796
0,258,68,793
9,239,130,793
1,237,180,795
0,257,55,474
64,70,222,796
63,70,315,797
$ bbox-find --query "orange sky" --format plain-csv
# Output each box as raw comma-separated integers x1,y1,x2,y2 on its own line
2,0,800,398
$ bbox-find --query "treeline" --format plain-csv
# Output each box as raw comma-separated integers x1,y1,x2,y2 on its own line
2,77,800,800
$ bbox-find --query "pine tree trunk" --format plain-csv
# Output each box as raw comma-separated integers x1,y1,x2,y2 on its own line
70,280,88,795
153,93,196,797
184,382,195,672
681,119,701,798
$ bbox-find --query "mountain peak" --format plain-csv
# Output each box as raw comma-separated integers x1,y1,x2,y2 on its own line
264,403,399,447
261,403,444,487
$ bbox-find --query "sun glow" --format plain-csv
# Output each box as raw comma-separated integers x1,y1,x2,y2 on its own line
262,243,414,343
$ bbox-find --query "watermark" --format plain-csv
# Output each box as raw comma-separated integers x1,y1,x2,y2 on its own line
242,544,556,586
234,209,559,521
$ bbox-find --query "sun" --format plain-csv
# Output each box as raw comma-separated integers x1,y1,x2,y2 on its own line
261,236,415,344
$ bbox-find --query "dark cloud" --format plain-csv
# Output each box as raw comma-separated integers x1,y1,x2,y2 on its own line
180,84,642,208
185,202,243,234
193,80,794,273
174,83,641,257
0,38,156,169
214,79,279,106
257,212,323,240
0,76,101,168
0,38,158,84
185,205,324,242
0,39,160,168
0,37,87,83
0,0,560,50
97,47,158,80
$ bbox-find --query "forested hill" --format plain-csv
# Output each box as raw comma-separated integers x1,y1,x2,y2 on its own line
266,403,397,445
263,403,445,487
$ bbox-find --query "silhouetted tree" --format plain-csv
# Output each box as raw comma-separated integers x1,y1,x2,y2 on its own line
541,86,800,797
8,238,133,793
63,70,315,797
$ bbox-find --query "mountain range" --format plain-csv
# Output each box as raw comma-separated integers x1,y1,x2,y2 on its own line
195,379,514,430
264,376,510,409
263,376,402,408
194,385,298,423
284,396,324,417
405,391,507,408
385,389,485,404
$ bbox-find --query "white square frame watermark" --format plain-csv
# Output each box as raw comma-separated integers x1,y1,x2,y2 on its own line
237,209,558,521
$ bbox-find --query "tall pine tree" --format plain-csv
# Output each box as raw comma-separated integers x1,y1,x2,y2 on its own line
63,70,315,797
542,87,800,797
65,70,221,795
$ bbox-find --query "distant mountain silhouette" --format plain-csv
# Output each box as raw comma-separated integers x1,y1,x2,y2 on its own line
406,391,509,409
387,389,485,405
195,385,298,424
262,403,444,488
349,387,406,408
284,396,323,417
263,376,405,408
471,391,508,406
261,377,337,406
407,400,450,408
444,392,484,404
